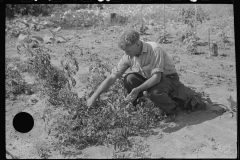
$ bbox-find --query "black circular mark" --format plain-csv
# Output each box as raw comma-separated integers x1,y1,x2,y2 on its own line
12,112,34,133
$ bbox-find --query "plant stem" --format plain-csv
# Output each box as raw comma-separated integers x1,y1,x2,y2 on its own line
163,4,165,37
195,4,197,35
208,28,211,57
53,33,55,44
140,4,143,33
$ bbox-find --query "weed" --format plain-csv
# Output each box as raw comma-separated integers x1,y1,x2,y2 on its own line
5,64,26,100
179,6,209,29
49,27,62,44
42,54,165,155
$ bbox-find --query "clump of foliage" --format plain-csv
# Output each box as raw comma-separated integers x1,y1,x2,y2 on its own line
25,51,165,155
48,27,64,44
186,41,198,55
179,6,209,28
5,60,33,100
183,30,200,54
49,8,105,29
157,32,172,44
25,47,70,106
16,26,43,55
176,29,200,54
6,14,46,38
6,4,56,18
39,52,165,156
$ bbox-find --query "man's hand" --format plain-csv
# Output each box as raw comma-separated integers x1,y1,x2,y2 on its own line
86,74,118,107
87,97,96,108
124,88,140,103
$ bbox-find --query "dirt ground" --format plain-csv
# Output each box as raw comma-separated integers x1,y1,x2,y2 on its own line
6,17,237,158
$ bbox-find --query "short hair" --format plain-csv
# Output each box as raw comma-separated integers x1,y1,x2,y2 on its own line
118,29,140,50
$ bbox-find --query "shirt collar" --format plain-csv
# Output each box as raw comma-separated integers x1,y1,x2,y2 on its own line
140,40,148,55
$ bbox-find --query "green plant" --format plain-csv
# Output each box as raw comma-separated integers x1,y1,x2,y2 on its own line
49,27,62,44
5,62,28,100
24,47,69,106
187,42,198,55
41,54,165,156
6,14,46,39
179,6,209,29
157,32,171,44
34,142,51,159
6,4,55,18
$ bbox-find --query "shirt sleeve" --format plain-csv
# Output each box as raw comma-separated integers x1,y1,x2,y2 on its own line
149,47,164,76
111,54,130,78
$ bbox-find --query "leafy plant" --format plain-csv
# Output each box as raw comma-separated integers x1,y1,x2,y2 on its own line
41,54,165,156
6,14,46,38
226,95,237,117
6,4,55,18
49,27,63,44
24,47,69,106
16,30,42,55
60,49,79,87
179,6,209,29
5,62,29,100
186,35,199,54
157,32,171,44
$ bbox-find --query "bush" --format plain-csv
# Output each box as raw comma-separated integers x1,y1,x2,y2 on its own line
5,59,35,99
179,6,209,28
42,54,165,154
66,4,103,11
6,4,56,18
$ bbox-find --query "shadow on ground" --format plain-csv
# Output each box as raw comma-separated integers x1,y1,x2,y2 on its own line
161,85,228,133
140,84,229,135
161,105,226,133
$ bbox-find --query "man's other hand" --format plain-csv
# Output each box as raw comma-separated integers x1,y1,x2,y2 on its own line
124,88,140,103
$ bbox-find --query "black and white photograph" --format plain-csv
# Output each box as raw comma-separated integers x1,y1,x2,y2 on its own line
5,3,237,159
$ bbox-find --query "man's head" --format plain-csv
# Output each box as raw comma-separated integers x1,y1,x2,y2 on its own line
118,29,142,57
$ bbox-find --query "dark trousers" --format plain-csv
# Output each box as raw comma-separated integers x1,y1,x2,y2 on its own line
123,72,180,115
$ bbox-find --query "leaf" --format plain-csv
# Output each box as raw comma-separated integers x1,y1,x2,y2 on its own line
71,77,76,87
42,21,54,28
17,34,28,42
49,29,54,34
31,36,44,43
64,12,75,20
53,27,61,33
29,23,36,30
227,95,237,111
101,96,109,100
43,35,54,44
16,22,27,29
119,102,127,108
56,36,67,43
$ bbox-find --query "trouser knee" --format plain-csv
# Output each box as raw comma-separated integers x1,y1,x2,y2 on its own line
123,73,136,87
148,89,177,115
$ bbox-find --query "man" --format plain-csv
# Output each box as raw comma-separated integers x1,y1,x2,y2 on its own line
87,29,203,116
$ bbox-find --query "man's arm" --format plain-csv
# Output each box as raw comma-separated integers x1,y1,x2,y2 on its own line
90,74,119,100
135,72,162,92
88,54,130,106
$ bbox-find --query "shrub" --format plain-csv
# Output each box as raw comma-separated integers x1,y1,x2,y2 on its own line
179,6,209,28
6,4,55,18
5,59,34,99
42,54,165,155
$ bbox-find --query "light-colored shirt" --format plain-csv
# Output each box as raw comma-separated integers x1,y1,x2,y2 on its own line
111,41,177,79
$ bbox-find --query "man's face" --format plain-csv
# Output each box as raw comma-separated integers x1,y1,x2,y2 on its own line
123,41,141,58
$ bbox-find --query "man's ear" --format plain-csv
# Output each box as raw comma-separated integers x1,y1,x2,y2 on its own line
136,40,141,46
